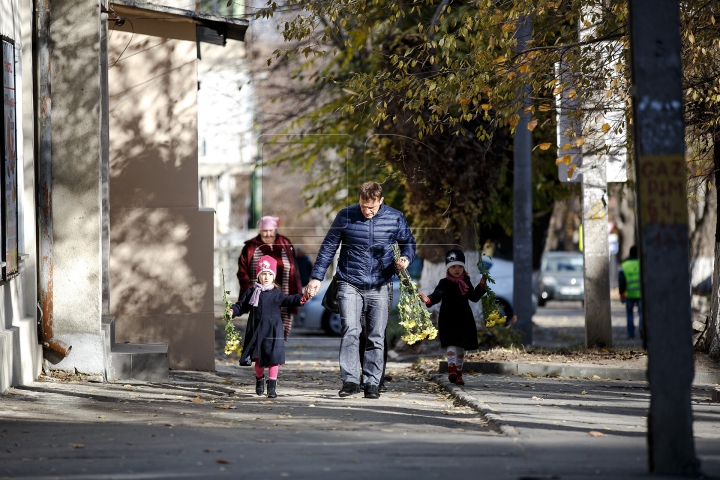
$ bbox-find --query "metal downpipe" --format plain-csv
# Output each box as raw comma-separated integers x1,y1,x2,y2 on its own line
34,0,70,360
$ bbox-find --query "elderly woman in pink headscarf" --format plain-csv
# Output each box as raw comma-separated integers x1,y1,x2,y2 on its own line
237,216,303,340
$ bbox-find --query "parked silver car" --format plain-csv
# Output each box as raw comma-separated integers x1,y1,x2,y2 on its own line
479,256,520,319
537,251,584,306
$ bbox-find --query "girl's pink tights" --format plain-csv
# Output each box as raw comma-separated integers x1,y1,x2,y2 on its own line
254,361,279,380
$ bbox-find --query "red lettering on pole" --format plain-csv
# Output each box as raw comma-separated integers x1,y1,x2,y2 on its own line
648,179,658,195
668,181,683,196
672,161,683,176
639,156,687,227
642,161,655,177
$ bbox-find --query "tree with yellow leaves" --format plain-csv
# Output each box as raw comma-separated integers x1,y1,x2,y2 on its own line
255,0,720,355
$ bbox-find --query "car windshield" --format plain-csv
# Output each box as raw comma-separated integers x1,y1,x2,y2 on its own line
543,255,583,272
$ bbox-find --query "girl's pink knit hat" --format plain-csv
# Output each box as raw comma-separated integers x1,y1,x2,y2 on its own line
256,255,277,277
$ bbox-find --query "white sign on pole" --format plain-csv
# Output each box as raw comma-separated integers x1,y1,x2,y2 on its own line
555,62,583,183
554,40,627,184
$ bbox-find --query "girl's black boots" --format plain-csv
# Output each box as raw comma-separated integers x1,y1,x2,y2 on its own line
267,379,277,398
255,376,265,396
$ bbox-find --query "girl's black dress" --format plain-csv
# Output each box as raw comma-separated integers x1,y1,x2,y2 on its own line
426,277,486,350
232,289,303,366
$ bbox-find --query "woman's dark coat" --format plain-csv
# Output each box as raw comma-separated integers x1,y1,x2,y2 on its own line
232,288,303,366
426,277,486,350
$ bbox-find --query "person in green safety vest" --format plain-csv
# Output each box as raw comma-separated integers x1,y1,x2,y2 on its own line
619,245,642,339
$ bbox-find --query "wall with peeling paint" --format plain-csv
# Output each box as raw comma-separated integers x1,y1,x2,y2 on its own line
39,0,106,375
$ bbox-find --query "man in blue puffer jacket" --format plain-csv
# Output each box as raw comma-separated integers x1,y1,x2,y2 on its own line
305,182,416,399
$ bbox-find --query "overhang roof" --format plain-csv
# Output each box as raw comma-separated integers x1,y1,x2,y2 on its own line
110,0,249,42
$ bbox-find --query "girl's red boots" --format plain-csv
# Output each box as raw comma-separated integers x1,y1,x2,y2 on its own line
448,364,458,383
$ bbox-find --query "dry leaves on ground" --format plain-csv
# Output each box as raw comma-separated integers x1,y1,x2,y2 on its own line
465,346,648,366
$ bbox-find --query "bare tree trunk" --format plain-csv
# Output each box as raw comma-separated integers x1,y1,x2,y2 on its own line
689,184,717,292
703,241,720,358
699,137,720,358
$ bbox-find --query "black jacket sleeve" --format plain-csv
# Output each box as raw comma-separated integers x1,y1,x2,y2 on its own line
279,293,304,308
231,288,253,318
426,279,446,307
467,279,487,303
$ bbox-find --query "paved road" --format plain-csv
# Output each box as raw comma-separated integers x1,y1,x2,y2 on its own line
533,298,644,348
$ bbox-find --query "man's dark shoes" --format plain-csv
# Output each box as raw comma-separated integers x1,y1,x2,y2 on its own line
255,376,265,396
338,381,361,397
378,381,387,392
364,384,380,399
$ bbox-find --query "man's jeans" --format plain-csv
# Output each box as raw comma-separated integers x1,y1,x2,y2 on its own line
337,281,390,386
626,298,643,339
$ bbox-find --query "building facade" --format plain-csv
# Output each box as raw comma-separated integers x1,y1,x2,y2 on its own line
0,0,247,391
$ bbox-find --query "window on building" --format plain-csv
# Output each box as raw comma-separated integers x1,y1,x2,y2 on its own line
1,38,19,280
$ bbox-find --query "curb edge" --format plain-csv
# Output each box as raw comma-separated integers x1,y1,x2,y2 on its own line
429,373,520,437
438,361,720,386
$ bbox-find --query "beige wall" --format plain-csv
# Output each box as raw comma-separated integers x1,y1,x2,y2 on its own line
108,16,215,370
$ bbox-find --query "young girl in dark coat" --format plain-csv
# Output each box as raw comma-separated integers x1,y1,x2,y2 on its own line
418,249,486,385
231,255,307,398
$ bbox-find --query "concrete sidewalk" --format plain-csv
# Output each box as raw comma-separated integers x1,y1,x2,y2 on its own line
2,358,719,479
429,367,720,478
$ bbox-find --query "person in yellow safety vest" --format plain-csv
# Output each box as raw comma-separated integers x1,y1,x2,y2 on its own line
619,245,642,339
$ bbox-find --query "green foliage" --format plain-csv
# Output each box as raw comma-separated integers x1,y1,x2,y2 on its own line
222,271,243,356
392,244,437,344
478,323,522,348
476,255,507,326
263,0,629,139
682,2,720,186
256,0,720,235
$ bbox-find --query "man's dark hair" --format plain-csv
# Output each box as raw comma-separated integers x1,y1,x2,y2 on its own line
629,245,637,258
358,182,383,201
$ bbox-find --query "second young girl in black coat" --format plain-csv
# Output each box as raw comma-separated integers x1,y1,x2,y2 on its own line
418,249,486,385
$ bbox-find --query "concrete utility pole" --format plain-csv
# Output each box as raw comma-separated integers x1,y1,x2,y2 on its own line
628,0,699,475
581,158,612,347
513,15,534,345
579,6,612,348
